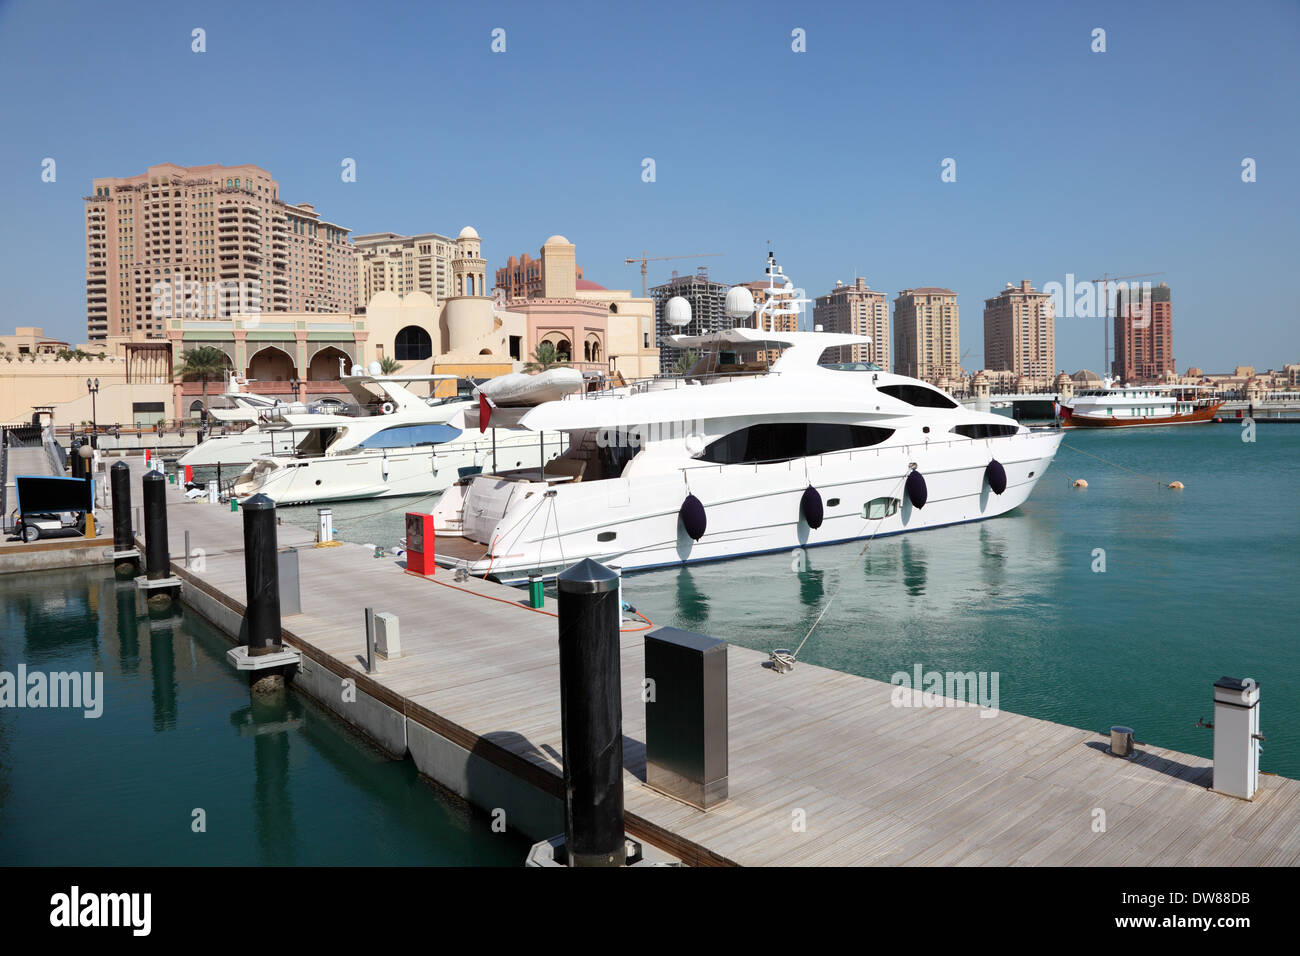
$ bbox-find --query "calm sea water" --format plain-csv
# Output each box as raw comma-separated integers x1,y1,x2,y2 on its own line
269,423,1300,778
0,567,529,865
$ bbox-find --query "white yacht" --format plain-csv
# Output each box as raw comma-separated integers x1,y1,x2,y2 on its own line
232,373,565,505
178,374,327,468
427,321,1064,585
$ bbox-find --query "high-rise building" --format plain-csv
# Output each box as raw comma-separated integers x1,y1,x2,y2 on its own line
893,287,960,383
495,247,583,300
813,278,891,370
651,268,730,373
353,232,459,310
84,163,354,342
1113,282,1173,383
982,279,1055,384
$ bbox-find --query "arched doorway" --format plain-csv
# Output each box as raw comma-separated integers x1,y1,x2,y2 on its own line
394,325,433,361
188,400,206,420
584,334,602,364
308,346,350,381
541,333,572,362
246,346,296,382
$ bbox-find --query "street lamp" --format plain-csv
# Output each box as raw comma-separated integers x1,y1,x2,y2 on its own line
86,378,100,448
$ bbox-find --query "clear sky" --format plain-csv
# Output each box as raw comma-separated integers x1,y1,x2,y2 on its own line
0,0,1296,373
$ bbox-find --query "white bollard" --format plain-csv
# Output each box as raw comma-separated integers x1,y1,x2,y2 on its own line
317,508,334,543
206,479,219,504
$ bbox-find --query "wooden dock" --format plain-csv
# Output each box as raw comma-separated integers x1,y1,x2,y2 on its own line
124,461,1300,866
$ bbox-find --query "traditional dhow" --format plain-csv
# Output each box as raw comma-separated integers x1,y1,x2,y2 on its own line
1060,383,1223,428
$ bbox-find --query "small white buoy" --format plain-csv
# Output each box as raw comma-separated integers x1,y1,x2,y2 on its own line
1168,481,1184,490
1073,478,1088,489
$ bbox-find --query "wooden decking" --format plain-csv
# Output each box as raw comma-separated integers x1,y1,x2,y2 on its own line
126,462,1300,866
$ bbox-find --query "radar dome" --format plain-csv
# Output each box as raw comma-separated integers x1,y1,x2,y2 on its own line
724,285,755,320
368,360,383,377
664,296,692,328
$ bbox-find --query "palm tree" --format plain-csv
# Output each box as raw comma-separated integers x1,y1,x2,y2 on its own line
672,349,699,376
176,346,230,417
524,341,569,372
378,356,402,375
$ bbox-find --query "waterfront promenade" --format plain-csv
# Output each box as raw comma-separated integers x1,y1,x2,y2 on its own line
123,459,1300,866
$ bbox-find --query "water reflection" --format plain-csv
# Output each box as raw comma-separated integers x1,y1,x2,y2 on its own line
231,693,302,865
673,567,709,629
900,538,927,597
147,619,178,731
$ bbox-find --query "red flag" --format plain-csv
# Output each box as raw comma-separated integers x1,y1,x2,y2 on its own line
478,391,491,433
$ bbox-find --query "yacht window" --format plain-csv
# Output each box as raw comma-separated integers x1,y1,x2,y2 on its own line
697,422,895,465
951,423,1019,439
864,497,899,519
355,424,462,449
877,384,958,409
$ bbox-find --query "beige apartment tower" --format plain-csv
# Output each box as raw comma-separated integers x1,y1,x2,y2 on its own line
85,162,354,342
893,287,960,383
813,278,890,370
983,279,1055,384
353,232,460,310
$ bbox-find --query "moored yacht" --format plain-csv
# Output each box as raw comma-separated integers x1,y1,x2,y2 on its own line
1061,382,1223,428
231,373,566,505
426,282,1063,584
178,373,336,468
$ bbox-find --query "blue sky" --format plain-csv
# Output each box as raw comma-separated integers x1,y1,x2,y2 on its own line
0,0,1296,372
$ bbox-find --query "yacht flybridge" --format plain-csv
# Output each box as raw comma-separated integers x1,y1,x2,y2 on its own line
428,268,1063,584
231,372,565,505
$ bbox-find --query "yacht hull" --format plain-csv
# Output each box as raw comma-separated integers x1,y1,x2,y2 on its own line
177,430,306,467
431,430,1063,584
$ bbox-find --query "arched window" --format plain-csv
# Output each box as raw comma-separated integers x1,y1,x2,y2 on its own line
394,325,433,361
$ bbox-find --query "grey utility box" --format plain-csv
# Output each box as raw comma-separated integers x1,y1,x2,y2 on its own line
644,627,728,809
278,547,301,617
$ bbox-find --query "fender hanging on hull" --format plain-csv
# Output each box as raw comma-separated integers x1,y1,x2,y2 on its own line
984,459,1007,495
905,469,928,509
800,485,824,529
680,493,707,540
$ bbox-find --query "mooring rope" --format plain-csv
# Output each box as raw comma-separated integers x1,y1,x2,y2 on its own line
1056,441,1168,484
774,470,912,671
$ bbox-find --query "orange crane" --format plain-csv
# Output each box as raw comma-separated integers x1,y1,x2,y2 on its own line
625,251,724,297
1090,271,1165,376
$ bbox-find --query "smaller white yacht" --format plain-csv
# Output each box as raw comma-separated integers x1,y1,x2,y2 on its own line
231,372,569,505
179,374,329,467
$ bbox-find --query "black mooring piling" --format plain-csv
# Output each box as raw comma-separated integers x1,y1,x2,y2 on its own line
242,493,282,656
142,471,170,580
111,461,132,549
110,461,136,578
557,558,626,867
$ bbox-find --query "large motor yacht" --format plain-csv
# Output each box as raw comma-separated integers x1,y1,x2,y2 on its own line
426,268,1063,584
231,373,564,505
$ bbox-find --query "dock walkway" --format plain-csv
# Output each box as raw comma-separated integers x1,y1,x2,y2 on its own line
125,462,1300,866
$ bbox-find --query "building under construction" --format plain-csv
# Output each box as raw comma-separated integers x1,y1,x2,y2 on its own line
651,268,731,373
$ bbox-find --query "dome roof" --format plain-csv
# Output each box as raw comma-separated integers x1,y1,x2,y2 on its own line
458,226,479,239
575,278,606,291
543,234,570,246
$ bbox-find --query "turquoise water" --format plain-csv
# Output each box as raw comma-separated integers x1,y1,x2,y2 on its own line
271,424,1300,778
0,567,529,865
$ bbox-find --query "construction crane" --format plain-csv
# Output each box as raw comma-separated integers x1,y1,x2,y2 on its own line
1090,271,1165,377
625,251,724,297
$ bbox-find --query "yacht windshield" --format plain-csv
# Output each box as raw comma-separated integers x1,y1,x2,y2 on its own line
820,361,883,372
355,424,462,449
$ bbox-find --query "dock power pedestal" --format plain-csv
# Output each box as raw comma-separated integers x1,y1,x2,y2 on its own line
1212,676,1262,801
